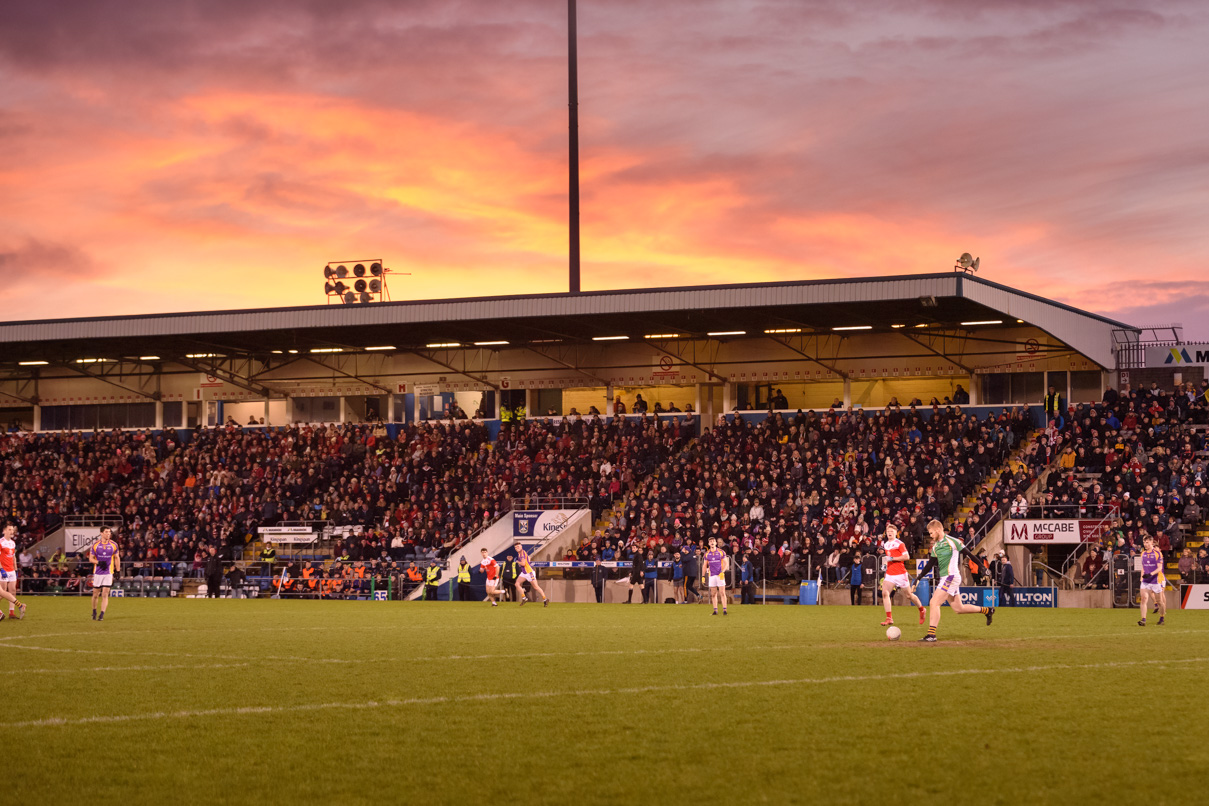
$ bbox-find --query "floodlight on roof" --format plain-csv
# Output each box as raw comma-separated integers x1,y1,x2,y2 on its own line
955,253,980,273
960,320,1003,326
832,325,872,331
323,258,401,305
592,335,628,341
18,360,49,366
707,331,746,337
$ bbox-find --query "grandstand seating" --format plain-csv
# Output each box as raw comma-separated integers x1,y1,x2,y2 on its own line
4,380,1207,599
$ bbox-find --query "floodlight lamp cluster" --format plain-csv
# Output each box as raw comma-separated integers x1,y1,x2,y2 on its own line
323,260,389,304
955,252,980,273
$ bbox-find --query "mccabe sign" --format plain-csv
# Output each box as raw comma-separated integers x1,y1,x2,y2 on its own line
1004,519,1104,544
1146,344,1209,367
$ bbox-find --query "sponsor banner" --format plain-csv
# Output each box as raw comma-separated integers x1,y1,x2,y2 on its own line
414,384,439,396
1004,519,1104,544
512,510,577,538
1010,586,1058,607
1181,584,1209,610
64,527,104,555
259,526,318,545
1146,344,1209,367
951,586,1055,607
958,587,999,608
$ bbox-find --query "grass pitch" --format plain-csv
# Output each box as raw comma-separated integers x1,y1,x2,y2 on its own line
4,598,1207,805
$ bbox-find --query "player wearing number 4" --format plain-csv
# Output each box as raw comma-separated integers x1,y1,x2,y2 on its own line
1137,535,1166,627
879,524,925,627
912,520,993,642
0,524,28,621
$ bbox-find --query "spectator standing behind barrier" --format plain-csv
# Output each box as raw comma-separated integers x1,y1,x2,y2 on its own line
672,551,685,603
501,555,520,602
590,559,607,603
259,543,276,578
998,552,1014,606
849,552,864,605
204,546,223,598
455,556,473,601
1178,549,1194,584
642,550,657,603
740,553,756,605
682,546,700,604
424,560,441,600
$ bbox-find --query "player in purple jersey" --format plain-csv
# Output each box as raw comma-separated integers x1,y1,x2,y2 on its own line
1137,535,1166,627
512,542,549,607
89,526,122,622
702,537,729,616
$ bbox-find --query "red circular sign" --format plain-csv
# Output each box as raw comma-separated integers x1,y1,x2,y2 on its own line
1024,339,1039,354
659,356,674,372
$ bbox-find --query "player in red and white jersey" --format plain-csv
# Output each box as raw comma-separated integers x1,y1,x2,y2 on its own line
479,547,501,607
0,523,28,621
879,524,924,626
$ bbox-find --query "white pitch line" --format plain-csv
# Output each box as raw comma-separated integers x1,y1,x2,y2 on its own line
4,656,1206,730
0,662,251,675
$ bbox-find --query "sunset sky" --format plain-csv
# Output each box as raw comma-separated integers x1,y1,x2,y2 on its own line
1,0,1206,338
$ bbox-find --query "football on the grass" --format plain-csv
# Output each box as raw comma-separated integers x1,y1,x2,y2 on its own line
886,626,902,641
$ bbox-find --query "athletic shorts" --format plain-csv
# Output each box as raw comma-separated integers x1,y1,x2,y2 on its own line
93,573,114,588
485,578,499,589
518,571,537,583
937,575,960,597
1140,582,1164,594
0,568,17,582
883,573,911,589
708,574,726,589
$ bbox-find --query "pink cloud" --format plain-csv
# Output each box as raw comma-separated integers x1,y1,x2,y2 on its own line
0,0,1205,341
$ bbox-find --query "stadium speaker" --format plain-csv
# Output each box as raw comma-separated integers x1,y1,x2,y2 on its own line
370,262,383,276
354,279,368,293
358,292,371,303
343,291,356,303
323,265,336,279
335,264,349,278
325,281,348,295
354,263,366,277
955,253,980,273
368,278,381,293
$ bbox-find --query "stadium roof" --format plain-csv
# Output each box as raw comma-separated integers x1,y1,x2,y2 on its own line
0,273,1134,369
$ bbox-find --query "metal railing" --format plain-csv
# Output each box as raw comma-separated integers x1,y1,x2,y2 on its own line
509,496,589,511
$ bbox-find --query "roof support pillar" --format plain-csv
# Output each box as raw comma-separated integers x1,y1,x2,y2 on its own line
32,404,41,433
339,396,348,424
154,401,164,430
843,377,852,408
387,392,396,424
968,378,980,406
722,382,732,414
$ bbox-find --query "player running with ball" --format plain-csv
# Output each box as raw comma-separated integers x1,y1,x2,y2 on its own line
879,524,925,627
912,520,993,642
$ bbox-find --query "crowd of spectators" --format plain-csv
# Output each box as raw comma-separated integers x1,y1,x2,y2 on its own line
562,403,1046,588
6,378,1206,598
1022,379,1209,587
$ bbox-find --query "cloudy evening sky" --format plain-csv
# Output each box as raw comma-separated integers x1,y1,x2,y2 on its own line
1,0,1206,338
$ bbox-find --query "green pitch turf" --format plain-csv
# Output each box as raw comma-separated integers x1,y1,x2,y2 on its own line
4,598,1207,806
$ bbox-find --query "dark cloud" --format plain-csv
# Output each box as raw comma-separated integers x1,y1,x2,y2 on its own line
0,238,101,278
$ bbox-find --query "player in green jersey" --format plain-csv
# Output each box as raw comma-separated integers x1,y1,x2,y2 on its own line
912,520,994,642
